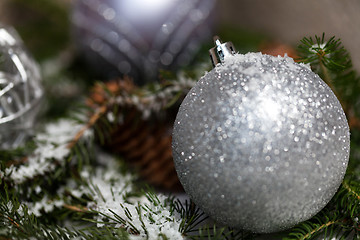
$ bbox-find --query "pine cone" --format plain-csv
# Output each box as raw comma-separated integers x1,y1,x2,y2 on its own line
88,78,183,191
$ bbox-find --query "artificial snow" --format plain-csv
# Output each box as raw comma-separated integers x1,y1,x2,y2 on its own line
310,43,327,53
77,153,185,240
7,119,92,184
26,196,64,217
4,108,187,239
114,70,197,120
216,52,311,75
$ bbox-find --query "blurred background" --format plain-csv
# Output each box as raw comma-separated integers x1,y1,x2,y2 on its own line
218,0,360,71
1,0,360,70
1,1,360,57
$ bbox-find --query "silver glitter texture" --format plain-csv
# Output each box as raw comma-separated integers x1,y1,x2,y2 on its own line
0,25,43,149
72,0,216,84
172,53,350,233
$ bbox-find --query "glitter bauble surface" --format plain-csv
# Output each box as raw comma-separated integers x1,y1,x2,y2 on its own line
0,25,44,149
72,0,216,84
172,53,350,233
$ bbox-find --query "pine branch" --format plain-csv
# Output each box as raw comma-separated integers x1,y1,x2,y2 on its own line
283,212,351,240
88,73,198,122
334,178,360,218
0,195,130,239
283,178,360,240
0,118,98,234
192,225,229,240
63,204,89,213
67,105,107,149
188,225,256,240
342,181,360,201
279,34,360,240
173,199,208,234
0,141,36,167
297,33,360,129
0,150,136,239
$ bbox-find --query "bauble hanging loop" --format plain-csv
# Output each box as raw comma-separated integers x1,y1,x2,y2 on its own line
209,36,236,66
172,37,350,233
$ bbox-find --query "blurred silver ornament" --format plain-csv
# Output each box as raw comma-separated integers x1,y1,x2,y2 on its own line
0,25,44,149
72,0,216,84
172,38,350,233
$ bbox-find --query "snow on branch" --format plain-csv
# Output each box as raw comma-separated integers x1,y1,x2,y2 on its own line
75,153,185,239
4,119,93,184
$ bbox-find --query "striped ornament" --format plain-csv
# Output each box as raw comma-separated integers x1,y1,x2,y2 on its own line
72,0,216,84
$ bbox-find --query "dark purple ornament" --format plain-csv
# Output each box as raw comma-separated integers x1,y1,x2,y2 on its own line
72,0,216,84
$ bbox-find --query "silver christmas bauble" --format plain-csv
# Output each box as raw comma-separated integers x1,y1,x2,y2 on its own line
72,0,216,84
0,25,44,149
172,52,350,233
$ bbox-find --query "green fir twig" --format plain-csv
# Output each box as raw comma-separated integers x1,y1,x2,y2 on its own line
282,34,360,240
297,33,360,128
